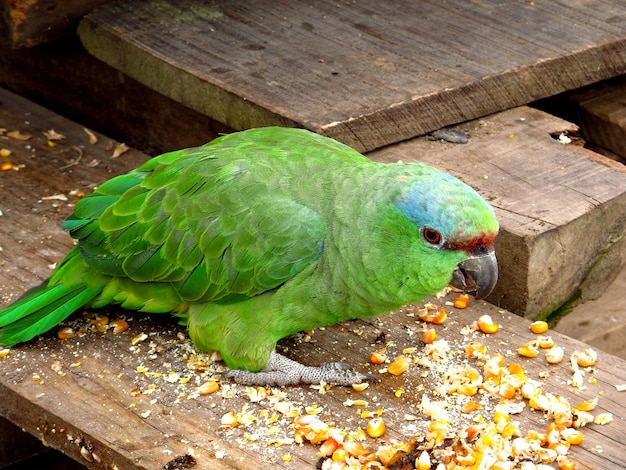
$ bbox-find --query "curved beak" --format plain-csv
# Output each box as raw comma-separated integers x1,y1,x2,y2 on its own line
450,249,498,300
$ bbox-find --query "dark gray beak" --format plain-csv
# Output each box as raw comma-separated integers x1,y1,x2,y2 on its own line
451,249,498,300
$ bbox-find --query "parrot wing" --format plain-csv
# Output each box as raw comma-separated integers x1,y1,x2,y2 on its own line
63,147,325,304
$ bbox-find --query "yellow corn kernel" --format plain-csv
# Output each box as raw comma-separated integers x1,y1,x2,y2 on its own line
331,447,349,461
575,348,597,367
574,397,597,412
0,162,14,171
546,346,564,364
461,400,480,413
537,335,555,348
369,348,387,365
0,349,9,358
594,412,613,425
560,428,583,446
110,318,129,334
220,411,239,427
453,294,470,309
198,380,219,395
416,450,431,470
498,382,518,399
420,328,437,344
558,457,576,470
352,382,369,392
366,417,386,438
517,344,539,358
319,437,340,456
57,327,75,340
477,315,499,334
387,355,410,376
0,149,11,157
343,441,370,458
530,320,549,334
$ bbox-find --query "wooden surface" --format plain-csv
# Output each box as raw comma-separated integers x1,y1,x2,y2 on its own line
2,91,626,470
569,75,626,162
1,0,111,48
78,0,626,152
369,107,626,319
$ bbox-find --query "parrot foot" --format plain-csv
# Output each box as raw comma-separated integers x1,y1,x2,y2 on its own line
225,351,379,386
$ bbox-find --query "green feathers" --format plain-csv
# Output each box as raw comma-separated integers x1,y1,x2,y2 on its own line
0,127,498,375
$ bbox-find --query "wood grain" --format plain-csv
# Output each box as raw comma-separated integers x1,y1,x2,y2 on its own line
78,0,626,152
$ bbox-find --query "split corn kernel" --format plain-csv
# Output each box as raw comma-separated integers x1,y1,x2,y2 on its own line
537,335,555,349
366,417,386,438
574,348,597,368
517,344,539,358
420,328,437,344
560,428,583,446
416,450,431,470
57,327,75,340
546,346,564,364
110,318,129,334
574,397,597,412
530,320,549,334
352,382,369,392
558,457,576,470
387,355,410,376
453,294,470,309
198,380,219,395
477,314,499,334
369,348,387,365
593,412,613,425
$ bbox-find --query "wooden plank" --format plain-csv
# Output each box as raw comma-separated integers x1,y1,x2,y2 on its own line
2,89,626,470
0,36,231,158
568,75,626,163
1,0,111,48
368,107,626,319
77,0,626,152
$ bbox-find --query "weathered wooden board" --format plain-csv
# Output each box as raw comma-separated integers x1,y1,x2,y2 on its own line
568,75,626,162
1,91,626,470
1,0,111,48
369,107,626,319
78,0,626,152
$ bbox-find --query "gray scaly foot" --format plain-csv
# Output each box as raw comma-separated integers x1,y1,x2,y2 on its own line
225,351,378,386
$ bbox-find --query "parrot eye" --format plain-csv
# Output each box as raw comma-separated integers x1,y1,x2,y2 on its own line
421,227,444,247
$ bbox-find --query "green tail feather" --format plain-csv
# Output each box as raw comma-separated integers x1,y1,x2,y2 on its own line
0,282,102,347
0,249,103,347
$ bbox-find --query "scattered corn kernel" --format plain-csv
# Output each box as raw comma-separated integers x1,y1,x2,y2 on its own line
387,355,410,376
517,343,539,358
352,382,369,392
537,335,555,348
530,320,549,334
558,457,576,470
57,327,75,340
131,332,148,346
574,348,597,368
1,162,15,171
220,411,239,427
110,318,129,334
416,450,431,470
198,380,219,395
574,397,597,412
366,417,386,438
420,328,437,344
593,412,613,425
0,149,11,157
546,346,564,364
0,349,9,358
369,348,387,365
477,315,499,334
560,428,583,446
453,294,470,309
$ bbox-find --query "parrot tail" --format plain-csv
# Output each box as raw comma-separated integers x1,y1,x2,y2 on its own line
0,248,103,347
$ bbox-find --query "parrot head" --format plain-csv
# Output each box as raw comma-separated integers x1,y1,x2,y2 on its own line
395,170,499,299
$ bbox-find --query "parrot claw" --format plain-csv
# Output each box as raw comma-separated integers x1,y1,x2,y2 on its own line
225,351,379,386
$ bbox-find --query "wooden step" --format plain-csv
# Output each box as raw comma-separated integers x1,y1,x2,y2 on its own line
568,75,626,163
77,0,626,152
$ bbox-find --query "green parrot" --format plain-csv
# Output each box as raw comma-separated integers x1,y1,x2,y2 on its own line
0,127,498,386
